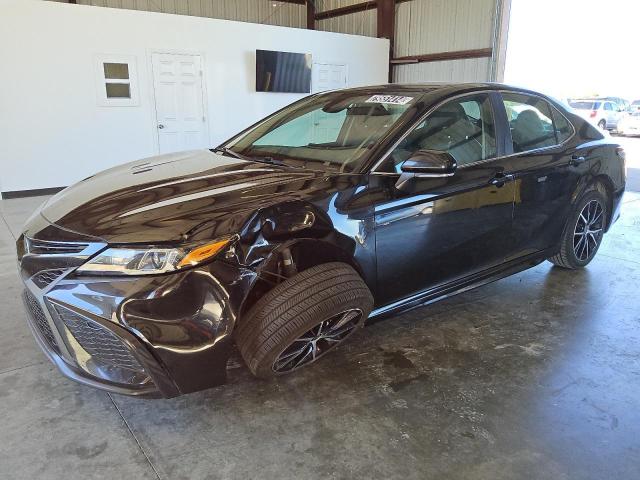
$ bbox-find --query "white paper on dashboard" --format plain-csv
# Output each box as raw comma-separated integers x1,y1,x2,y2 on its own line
365,95,414,105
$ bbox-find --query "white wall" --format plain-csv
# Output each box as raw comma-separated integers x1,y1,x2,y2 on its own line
0,0,389,193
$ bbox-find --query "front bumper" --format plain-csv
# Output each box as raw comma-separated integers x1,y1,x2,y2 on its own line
23,289,161,396
18,217,256,398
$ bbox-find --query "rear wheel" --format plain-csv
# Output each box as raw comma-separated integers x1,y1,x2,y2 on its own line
549,187,608,269
235,262,374,379
598,119,607,130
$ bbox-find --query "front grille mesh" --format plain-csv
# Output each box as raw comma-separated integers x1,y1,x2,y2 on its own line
32,269,67,289
51,304,145,373
25,238,88,255
23,290,60,353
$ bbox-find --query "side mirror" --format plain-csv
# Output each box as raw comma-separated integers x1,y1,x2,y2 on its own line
400,150,457,177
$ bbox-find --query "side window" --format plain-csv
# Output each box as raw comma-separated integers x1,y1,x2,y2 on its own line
551,107,573,144
604,102,613,111
502,93,557,153
382,94,497,172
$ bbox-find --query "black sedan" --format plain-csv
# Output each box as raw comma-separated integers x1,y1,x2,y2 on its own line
18,83,626,397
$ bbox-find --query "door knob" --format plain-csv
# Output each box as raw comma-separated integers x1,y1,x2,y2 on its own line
158,124,165,129
570,154,586,166
489,172,512,187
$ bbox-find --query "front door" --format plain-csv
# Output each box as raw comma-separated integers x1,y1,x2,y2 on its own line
373,92,515,306
151,53,208,154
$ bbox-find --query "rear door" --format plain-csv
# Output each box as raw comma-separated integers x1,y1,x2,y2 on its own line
497,92,582,259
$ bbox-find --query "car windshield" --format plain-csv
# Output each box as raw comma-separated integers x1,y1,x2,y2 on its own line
570,101,600,110
222,91,420,172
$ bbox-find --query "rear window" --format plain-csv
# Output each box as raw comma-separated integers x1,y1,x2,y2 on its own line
569,101,600,110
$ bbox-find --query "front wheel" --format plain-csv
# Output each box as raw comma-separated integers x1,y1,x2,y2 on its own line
549,187,608,269
235,262,374,379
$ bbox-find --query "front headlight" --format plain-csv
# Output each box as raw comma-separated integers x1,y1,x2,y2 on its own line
76,235,237,276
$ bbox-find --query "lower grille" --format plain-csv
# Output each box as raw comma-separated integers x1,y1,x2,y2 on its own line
23,290,60,353
51,304,145,373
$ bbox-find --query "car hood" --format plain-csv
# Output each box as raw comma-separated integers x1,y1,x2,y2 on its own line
39,150,329,243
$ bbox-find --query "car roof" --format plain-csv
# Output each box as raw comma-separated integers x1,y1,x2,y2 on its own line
339,82,533,93
330,82,563,103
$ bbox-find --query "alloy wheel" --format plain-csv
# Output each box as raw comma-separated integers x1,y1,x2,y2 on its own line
573,199,604,261
272,308,363,373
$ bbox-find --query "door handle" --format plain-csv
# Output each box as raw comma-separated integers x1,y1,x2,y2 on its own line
570,154,586,166
489,173,512,187
158,124,165,129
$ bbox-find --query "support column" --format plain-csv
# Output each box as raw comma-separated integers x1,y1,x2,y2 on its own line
307,1,316,30
377,0,396,82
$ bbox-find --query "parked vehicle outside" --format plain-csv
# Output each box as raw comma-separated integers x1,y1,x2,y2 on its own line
631,100,640,112
18,84,626,397
618,111,640,136
602,96,631,113
569,98,625,131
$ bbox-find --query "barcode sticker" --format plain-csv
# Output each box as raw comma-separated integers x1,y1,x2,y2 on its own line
365,95,414,105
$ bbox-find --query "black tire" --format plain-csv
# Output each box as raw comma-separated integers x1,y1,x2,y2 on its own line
598,119,607,130
235,262,374,379
549,185,608,269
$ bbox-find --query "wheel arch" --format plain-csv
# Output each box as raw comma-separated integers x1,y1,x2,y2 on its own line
570,173,616,233
588,175,615,232
237,238,368,321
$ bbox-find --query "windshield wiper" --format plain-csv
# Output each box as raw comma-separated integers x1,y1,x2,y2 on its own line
213,147,289,167
212,147,252,161
249,156,288,167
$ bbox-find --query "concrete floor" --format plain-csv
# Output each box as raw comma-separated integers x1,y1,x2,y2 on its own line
1,191,640,480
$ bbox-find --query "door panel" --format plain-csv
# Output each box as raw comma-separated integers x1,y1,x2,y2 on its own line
152,53,208,154
373,164,515,306
504,149,589,259
498,92,584,259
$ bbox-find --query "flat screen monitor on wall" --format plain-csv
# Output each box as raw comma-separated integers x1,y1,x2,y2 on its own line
256,49,312,93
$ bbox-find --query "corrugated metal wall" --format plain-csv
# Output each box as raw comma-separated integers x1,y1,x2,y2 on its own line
394,0,497,82
394,57,491,83
69,0,307,28
315,0,377,37
48,0,500,82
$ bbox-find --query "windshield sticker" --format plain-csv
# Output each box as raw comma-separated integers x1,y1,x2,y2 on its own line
366,95,414,105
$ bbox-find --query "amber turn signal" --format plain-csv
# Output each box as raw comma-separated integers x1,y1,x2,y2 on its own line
177,237,234,268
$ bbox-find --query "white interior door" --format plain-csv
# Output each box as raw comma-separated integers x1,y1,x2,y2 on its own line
312,63,348,144
313,63,347,93
151,53,208,154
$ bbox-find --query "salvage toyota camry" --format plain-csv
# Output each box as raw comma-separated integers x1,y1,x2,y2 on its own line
18,83,626,397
